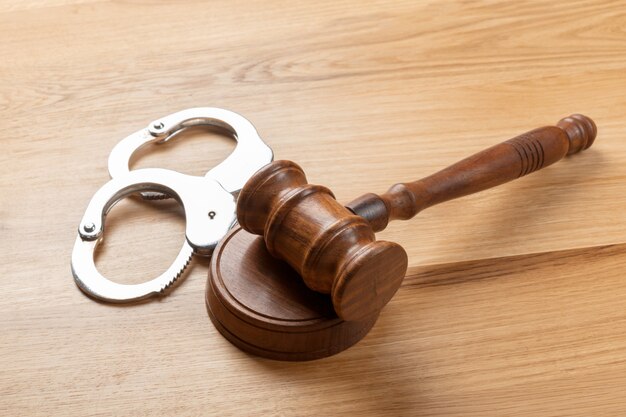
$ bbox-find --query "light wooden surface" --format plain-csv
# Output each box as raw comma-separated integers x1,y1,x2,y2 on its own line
2,1,626,415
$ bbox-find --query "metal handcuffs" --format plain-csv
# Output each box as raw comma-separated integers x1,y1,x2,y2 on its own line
71,108,273,303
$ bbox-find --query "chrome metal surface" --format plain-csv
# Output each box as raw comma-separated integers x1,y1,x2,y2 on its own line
72,168,237,303
72,238,193,303
73,108,273,303
108,107,273,199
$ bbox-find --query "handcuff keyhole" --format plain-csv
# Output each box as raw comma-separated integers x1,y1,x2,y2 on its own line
208,211,216,219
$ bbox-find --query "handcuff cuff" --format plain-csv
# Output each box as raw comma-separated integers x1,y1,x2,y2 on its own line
71,108,273,303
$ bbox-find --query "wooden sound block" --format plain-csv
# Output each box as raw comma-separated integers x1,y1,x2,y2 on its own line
206,226,379,361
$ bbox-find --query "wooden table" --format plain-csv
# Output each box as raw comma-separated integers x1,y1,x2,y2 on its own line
2,1,626,415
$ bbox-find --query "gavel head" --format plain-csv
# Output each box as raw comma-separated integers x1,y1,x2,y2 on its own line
237,160,408,321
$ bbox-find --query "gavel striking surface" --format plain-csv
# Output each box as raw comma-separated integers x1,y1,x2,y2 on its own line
206,226,378,361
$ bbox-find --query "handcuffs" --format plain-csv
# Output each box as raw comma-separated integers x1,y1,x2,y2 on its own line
71,108,273,303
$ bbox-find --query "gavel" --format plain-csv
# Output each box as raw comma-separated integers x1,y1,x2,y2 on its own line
236,114,596,321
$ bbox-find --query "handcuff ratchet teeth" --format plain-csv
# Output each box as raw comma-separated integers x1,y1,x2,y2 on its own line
71,108,273,303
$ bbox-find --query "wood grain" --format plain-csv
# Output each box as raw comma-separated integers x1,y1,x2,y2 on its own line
233,115,594,322
348,114,596,231
236,159,409,321
1,0,626,415
206,226,379,361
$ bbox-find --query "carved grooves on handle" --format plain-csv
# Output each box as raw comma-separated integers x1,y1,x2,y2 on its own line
506,133,545,178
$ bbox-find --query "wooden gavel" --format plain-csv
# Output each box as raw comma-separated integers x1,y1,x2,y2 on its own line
237,114,597,321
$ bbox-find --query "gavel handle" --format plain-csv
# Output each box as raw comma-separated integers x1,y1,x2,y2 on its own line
347,114,597,232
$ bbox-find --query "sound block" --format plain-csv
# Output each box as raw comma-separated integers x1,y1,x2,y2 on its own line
206,226,379,361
